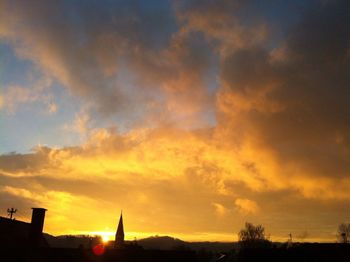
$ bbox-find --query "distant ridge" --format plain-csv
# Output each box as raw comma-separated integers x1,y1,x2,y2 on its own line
45,234,236,252
137,236,186,250
137,235,236,252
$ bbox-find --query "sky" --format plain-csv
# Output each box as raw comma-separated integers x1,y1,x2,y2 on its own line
1,0,350,242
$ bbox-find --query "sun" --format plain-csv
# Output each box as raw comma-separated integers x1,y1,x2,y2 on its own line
102,235,110,243
95,231,113,243
89,230,114,243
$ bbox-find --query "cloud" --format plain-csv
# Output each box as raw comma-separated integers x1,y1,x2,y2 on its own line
0,125,350,240
234,198,259,215
212,203,228,216
0,185,114,233
1,0,350,241
47,102,58,114
63,110,92,139
175,0,267,56
0,95,4,109
215,0,350,198
1,76,55,114
0,0,214,125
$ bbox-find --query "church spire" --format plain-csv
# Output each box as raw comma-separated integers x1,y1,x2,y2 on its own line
114,211,124,248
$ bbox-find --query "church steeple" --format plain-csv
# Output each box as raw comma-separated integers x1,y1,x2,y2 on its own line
114,211,124,248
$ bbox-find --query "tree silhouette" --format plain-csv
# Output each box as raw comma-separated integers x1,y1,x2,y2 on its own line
337,223,350,243
238,222,271,248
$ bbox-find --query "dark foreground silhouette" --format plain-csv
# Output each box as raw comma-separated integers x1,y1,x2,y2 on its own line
1,207,350,261
1,244,350,262
0,248,196,262
236,244,350,262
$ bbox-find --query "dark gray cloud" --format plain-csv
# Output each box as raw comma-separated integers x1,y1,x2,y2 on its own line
0,0,214,122
218,0,350,181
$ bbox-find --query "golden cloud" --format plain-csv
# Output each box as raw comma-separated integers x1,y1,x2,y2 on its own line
234,198,259,215
1,0,350,242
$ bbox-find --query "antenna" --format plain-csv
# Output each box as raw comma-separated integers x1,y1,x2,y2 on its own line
7,208,17,219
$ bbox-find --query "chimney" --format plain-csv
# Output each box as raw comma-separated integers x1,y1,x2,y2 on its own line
29,208,47,247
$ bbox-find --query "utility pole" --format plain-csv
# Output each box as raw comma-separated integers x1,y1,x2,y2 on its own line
287,233,293,248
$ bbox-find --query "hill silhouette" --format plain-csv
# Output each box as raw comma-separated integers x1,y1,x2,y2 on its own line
45,233,236,252
137,235,236,252
137,236,185,250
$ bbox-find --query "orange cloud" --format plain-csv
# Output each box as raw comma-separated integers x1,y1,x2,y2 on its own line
234,198,259,215
212,203,228,216
1,0,350,243
1,125,350,241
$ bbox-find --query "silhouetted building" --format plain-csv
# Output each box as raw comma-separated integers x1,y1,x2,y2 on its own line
115,211,124,248
0,207,48,248
29,208,47,247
